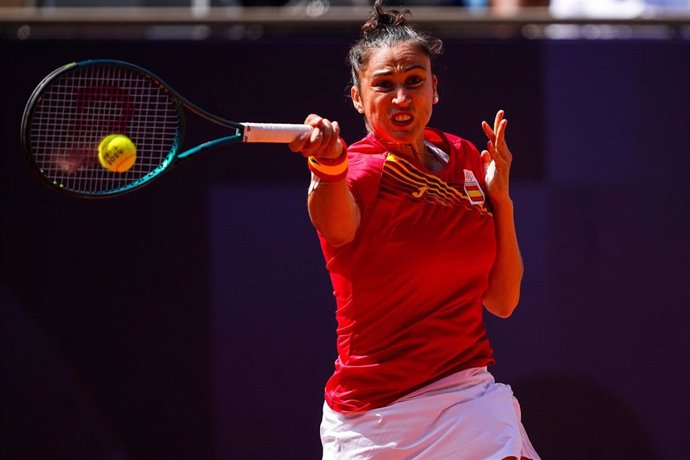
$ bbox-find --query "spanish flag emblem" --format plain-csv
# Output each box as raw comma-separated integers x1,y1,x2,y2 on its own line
463,169,485,205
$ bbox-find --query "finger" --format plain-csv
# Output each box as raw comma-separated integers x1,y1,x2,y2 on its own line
291,114,322,153
322,132,338,158
481,150,497,184
493,110,504,135
319,118,335,140
317,119,335,152
487,139,510,175
486,140,496,157
304,113,323,127
482,120,495,142
323,120,341,156
310,122,322,142
494,119,512,163
289,136,308,153
480,149,492,168
495,118,508,149
310,118,340,158
310,118,333,152
492,111,504,156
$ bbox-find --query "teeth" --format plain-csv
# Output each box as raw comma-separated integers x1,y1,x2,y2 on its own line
393,114,412,122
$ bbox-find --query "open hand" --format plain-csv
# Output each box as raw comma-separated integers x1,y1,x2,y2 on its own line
480,110,513,206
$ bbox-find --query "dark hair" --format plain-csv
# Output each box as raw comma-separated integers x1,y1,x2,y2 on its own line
348,0,444,90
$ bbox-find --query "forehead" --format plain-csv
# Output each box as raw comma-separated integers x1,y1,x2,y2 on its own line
364,42,431,76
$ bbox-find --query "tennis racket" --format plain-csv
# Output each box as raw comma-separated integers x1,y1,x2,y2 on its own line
21,59,313,198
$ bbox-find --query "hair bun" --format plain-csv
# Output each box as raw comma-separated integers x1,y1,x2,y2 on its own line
348,0,443,93
361,0,410,38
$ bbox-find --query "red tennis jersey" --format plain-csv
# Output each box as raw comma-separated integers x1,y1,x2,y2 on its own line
319,128,497,413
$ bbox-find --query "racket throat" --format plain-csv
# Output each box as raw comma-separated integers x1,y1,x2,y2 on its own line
177,134,243,160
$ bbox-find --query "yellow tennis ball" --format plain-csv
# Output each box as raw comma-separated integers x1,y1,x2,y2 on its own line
98,134,136,173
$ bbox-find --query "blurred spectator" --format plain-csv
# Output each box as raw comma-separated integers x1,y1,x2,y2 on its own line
491,0,549,14
550,0,690,17
342,1,486,5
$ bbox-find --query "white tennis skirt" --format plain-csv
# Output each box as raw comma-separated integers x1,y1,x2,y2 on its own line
321,367,540,460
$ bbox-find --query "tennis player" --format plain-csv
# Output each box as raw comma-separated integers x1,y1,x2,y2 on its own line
290,1,540,458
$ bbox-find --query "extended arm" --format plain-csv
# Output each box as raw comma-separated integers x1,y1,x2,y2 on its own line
290,114,361,247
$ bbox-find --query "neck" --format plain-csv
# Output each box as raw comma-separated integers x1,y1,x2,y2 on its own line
377,137,426,164
387,139,448,173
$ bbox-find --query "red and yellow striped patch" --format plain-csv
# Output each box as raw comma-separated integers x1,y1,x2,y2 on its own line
379,154,490,214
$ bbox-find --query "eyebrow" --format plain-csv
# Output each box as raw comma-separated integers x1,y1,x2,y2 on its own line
371,64,427,77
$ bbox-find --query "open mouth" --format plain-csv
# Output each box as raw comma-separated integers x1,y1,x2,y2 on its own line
391,112,414,126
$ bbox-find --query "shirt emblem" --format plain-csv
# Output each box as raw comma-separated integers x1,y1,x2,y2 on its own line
379,154,491,216
411,186,429,198
463,169,485,205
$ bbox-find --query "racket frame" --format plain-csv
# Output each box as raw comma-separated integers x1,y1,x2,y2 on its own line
21,59,297,198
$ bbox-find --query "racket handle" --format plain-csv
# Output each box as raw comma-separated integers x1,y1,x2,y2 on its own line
242,123,314,143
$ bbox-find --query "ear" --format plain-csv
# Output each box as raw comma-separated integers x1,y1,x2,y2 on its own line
351,86,364,114
432,74,439,104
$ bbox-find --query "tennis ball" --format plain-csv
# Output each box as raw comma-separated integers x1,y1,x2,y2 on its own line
98,134,136,173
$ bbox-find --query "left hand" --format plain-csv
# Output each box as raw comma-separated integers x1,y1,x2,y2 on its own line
480,110,512,206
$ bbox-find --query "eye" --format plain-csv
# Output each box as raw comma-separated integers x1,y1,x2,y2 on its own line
373,79,393,90
406,75,424,87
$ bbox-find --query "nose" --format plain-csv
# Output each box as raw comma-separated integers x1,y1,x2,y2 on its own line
392,87,411,106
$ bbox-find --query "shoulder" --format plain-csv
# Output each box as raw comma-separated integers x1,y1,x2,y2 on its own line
346,134,387,178
348,133,387,159
343,134,387,213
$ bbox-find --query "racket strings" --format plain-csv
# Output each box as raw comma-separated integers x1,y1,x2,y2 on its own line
28,64,181,195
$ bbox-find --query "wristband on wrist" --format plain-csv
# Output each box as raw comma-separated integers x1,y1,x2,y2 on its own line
307,140,349,182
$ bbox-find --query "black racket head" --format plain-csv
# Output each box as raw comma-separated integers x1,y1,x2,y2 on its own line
21,60,185,198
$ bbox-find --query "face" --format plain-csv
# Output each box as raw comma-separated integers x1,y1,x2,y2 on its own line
351,42,438,153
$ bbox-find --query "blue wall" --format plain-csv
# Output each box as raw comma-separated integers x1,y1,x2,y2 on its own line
1,36,689,459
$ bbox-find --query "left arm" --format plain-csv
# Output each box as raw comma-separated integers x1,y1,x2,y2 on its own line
480,110,524,318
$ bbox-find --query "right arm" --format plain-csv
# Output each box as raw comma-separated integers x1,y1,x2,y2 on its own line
290,114,361,247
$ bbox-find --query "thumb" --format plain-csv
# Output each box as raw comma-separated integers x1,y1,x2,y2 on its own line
480,150,492,173
481,150,497,183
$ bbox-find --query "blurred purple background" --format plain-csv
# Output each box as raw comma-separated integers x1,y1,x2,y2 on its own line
1,36,689,459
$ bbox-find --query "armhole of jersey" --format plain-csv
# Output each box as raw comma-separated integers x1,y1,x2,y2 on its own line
346,152,386,232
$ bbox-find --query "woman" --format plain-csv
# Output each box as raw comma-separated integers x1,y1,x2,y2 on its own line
289,2,540,458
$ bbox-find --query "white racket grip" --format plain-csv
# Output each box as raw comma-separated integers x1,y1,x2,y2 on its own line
242,123,314,143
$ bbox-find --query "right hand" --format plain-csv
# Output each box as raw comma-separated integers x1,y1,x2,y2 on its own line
289,114,343,160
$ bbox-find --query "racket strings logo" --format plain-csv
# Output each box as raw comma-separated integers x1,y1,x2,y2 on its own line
75,84,134,135
380,154,491,215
